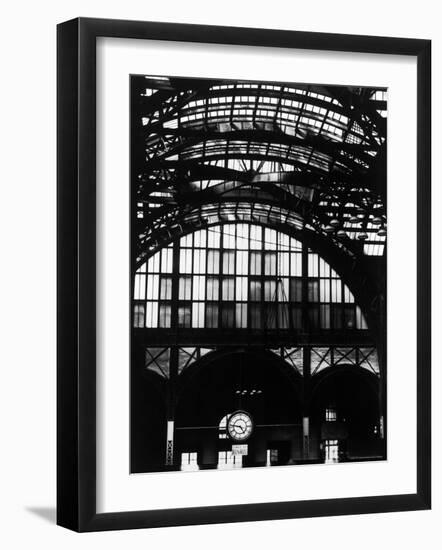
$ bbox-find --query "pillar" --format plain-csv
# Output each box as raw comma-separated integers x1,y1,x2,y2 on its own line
164,239,180,466
165,346,179,466
303,416,310,458
302,345,311,459
166,420,174,466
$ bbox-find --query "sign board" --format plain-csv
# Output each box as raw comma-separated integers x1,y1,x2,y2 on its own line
232,444,248,456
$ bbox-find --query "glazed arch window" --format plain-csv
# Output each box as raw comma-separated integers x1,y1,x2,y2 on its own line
133,224,369,332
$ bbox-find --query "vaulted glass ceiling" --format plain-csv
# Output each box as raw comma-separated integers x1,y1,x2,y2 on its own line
132,76,387,268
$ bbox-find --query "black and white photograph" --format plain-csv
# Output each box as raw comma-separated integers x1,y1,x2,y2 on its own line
0,0,434,542
130,75,387,474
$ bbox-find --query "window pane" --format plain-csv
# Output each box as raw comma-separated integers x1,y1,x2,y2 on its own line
279,278,289,301
133,304,145,327
291,305,302,328
207,228,220,248
236,303,247,328
264,280,276,301
179,276,192,300
236,250,248,275
250,252,262,275
134,274,146,300
278,304,289,329
265,228,277,250
320,279,330,302
206,276,219,300
207,250,220,273
320,304,330,329
223,225,236,248
265,304,277,328
344,285,355,303
319,258,330,278
178,305,191,328
278,252,289,276
264,252,277,275
223,251,235,274
193,249,206,274
332,305,343,329
290,277,303,302
236,224,249,249
236,277,248,301
278,231,289,250
250,304,262,328
331,279,342,302
356,306,368,330
145,301,158,328
146,274,159,300
308,306,319,328
180,249,193,273
159,304,171,328
181,233,192,247
160,276,172,300
344,305,356,329
161,248,173,273
193,229,207,248
249,225,262,249
249,279,262,301
192,302,205,328
308,253,319,276
147,251,161,273
222,277,235,300
308,280,319,302
205,303,218,328
221,304,235,327
192,275,206,300
290,252,302,276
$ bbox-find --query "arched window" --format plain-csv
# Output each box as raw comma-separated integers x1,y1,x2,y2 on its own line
133,223,368,331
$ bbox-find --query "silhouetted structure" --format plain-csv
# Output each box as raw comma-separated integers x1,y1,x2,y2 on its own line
130,76,387,472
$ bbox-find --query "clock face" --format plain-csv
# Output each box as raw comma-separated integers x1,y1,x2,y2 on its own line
227,411,253,441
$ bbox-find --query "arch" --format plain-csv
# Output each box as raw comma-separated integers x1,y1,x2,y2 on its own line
311,364,379,400
134,220,379,338
135,216,383,306
136,198,381,269
176,348,303,407
134,78,387,275
309,364,382,455
130,76,388,473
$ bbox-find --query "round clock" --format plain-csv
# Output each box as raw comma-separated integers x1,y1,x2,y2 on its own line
227,410,254,441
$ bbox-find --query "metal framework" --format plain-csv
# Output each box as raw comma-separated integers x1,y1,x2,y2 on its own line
130,75,387,468
131,77,387,268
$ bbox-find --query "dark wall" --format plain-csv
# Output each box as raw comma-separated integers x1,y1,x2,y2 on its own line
131,351,383,472
174,350,304,467
130,371,167,473
310,367,382,460
176,351,302,428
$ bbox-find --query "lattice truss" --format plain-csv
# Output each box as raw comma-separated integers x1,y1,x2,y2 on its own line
145,346,380,379
309,346,379,375
132,76,387,267
145,347,213,378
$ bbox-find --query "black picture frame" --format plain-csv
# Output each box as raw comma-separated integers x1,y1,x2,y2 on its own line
57,17,431,532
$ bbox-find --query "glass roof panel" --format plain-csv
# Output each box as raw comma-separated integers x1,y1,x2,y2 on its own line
134,76,387,264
